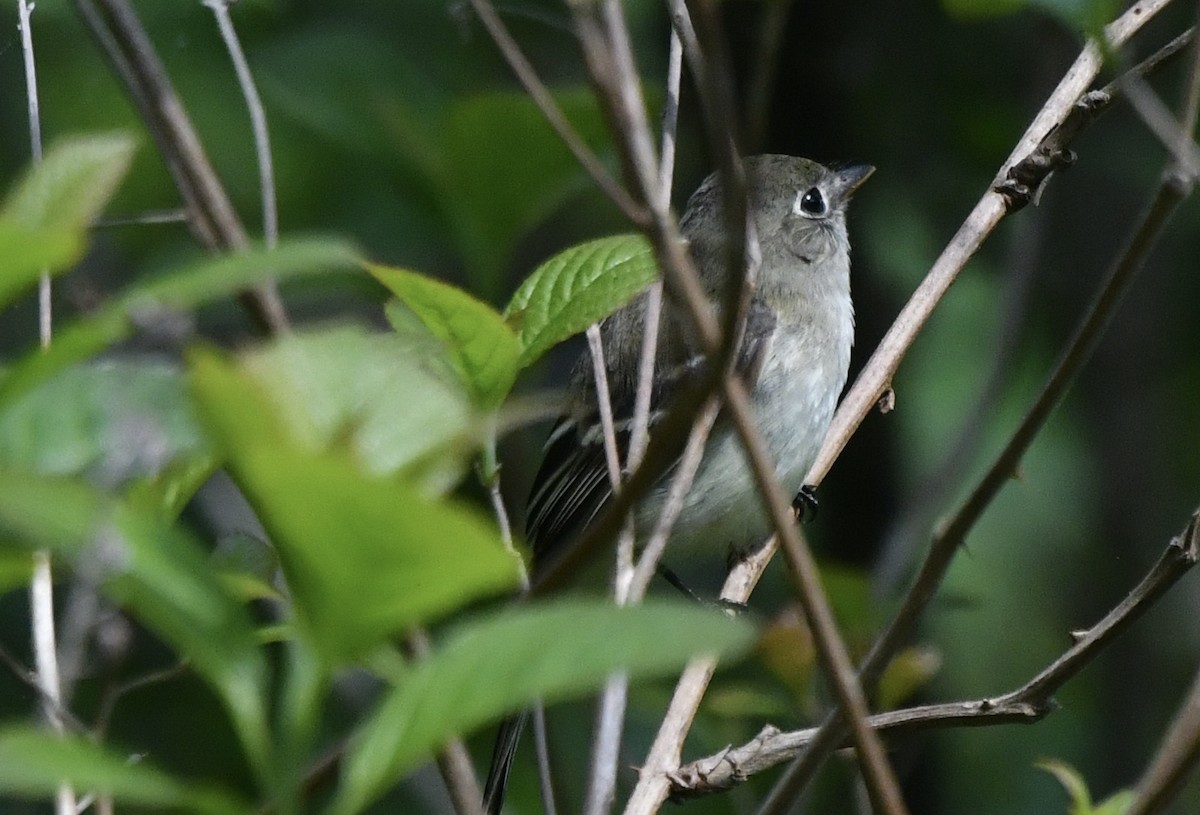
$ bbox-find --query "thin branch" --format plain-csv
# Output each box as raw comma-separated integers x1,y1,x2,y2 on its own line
627,397,721,601
760,102,1195,815
94,661,189,737
0,641,88,735
464,0,648,226
583,319,631,815
555,4,906,808
586,327,624,491
532,705,560,815
807,0,1178,488
1127,664,1200,815
406,630,485,815
673,508,1200,797
18,3,77,812
585,674,629,815
71,0,289,334
624,540,777,815
202,0,279,250
1118,72,1200,177
93,208,190,228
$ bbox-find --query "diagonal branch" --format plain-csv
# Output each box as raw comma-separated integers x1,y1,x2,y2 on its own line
72,0,288,334
807,0,1178,487
672,508,1200,798
759,82,1194,815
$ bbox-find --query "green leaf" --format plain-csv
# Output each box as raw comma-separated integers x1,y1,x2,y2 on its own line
0,132,136,308
331,599,756,815
0,359,209,487
368,263,519,408
0,473,271,775
0,726,247,815
0,219,84,308
505,234,658,367
0,550,34,595
188,349,520,663
2,132,136,231
876,645,942,710
0,236,360,411
1094,790,1134,815
237,325,477,486
1039,759,1093,814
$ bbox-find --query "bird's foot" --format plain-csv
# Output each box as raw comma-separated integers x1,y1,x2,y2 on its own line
792,485,819,523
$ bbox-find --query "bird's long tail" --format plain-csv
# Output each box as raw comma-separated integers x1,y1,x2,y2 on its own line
483,711,529,815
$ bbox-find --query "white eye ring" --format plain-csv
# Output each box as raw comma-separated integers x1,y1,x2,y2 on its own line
793,187,827,218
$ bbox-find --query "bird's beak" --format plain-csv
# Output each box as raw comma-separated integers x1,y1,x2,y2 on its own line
833,164,875,203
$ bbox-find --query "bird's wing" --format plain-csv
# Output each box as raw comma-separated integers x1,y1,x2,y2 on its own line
525,296,777,565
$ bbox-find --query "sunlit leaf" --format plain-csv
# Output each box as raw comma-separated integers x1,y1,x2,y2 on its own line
189,349,520,663
0,726,247,815
368,263,519,408
2,132,136,232
237,325,476,485
0,220,83,308
0,237,360,411
331,599,756,815
505,234,658,367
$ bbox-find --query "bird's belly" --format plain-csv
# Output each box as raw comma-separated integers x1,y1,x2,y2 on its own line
639,341,845,554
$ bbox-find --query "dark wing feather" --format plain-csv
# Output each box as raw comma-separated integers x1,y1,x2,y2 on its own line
524,296,777,569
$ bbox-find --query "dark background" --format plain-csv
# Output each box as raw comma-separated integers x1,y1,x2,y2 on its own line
1,0,1198,812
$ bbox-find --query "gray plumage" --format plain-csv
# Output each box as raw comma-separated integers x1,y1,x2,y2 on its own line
484,154,872,814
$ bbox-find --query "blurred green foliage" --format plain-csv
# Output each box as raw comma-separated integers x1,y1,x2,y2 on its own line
0,0,1198,813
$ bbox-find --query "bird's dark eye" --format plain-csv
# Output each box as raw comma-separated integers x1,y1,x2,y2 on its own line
799,187,826,216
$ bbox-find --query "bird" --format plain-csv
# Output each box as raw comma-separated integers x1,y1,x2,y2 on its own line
483,154,873,814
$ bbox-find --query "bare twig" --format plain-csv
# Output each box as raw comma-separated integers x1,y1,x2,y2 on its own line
560,4,907,809
624,539,777,815
406,630,485,815
586,327,624,492
71,0,288,334
0,642,88,735
583,319,631,815
464,0,647,226
18,3,77,813
808,0,1178,487
1118,73,1200,176
93,208,190,228
760,98,1195,815
627,397,721,601
202,0,279,250
674,509,1200,797
1126,663,1200,815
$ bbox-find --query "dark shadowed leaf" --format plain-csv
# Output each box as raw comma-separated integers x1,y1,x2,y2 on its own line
0,237,360,411
332,599,756,815
505,234,658,367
